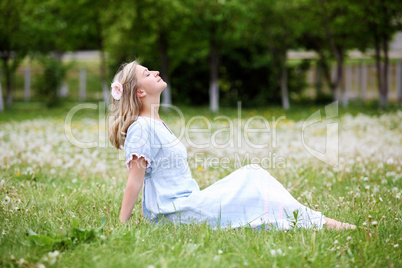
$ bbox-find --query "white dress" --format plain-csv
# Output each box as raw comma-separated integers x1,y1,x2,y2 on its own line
124,116,326,230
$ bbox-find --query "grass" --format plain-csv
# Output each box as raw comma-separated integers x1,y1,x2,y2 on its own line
0,101,401,267
0,99,400,123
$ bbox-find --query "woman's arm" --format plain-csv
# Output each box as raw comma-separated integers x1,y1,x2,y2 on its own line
119,156,147,223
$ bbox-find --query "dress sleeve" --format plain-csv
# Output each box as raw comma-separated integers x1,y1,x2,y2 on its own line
124,120,155,170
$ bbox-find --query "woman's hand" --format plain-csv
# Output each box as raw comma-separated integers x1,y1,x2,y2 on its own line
119,156,147,223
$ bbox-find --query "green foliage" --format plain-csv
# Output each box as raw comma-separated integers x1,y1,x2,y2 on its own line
2,0,402,108
25,216,106,251
34,57,67,108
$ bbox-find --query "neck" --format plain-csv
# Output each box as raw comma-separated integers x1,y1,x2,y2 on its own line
139,96,161,120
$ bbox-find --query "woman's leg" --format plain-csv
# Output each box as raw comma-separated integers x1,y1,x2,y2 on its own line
324,217,356,230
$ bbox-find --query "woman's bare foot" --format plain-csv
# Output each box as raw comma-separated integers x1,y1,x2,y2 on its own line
324,217,356,230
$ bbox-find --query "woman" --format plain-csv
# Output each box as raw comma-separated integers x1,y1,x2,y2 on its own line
108,61,356,230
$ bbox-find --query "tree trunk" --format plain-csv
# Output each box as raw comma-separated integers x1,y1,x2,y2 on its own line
4,61,12,107
380,38,389,107
333,50,344,102
280,58,290,110
1,55,13,107
344,65,352,107
319,0,343,101
158,31,171,108
397,60,402,103
95,13,109,107
1,50,25,108
100,50,109,106
0,68,4,111
374,39,385,107
317,49,336,95
24,67,30,101
209,40,219,112
315,62,323,98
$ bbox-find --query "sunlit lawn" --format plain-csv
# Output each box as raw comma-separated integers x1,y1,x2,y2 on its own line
0,101,401,267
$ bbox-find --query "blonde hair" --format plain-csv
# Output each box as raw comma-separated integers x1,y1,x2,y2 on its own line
108,61,142,149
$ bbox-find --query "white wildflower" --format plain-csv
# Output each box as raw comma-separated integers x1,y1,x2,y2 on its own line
17,258,25,266
48,250,60,258
270,249,277,256
49,257,57,265
386,171,395,177
4,195,10,205
218,249,223,254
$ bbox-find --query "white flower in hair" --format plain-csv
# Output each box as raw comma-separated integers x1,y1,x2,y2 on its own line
111,81,124,100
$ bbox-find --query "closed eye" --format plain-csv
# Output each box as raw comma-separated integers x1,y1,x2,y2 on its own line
143,68,150,77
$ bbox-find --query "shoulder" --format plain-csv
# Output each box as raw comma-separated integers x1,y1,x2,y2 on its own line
127,116,152,136
124,117,160,147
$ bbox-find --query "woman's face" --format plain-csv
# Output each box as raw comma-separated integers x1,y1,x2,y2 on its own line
136,65,167,97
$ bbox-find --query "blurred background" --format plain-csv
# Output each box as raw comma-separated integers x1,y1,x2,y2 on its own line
0,0,401,112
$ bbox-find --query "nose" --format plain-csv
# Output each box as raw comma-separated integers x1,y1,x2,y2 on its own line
154,71,159,77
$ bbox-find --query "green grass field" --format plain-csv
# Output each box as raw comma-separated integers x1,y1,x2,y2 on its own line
0,101,401,267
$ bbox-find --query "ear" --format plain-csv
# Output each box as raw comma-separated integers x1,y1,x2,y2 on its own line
136,89,146,98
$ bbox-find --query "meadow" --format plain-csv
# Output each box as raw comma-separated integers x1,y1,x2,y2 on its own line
0,101,401,267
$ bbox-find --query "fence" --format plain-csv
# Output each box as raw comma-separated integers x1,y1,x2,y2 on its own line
306,61,402,102
5,60,402,103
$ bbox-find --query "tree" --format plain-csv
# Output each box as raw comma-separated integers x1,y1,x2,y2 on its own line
182,0,240,112
26,0,105,105
133,0,185,107
0,0,30,108
250,0,306,109
358,0,402,107
295,0,374,107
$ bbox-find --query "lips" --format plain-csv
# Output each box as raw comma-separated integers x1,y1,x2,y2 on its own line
157,77,162,82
